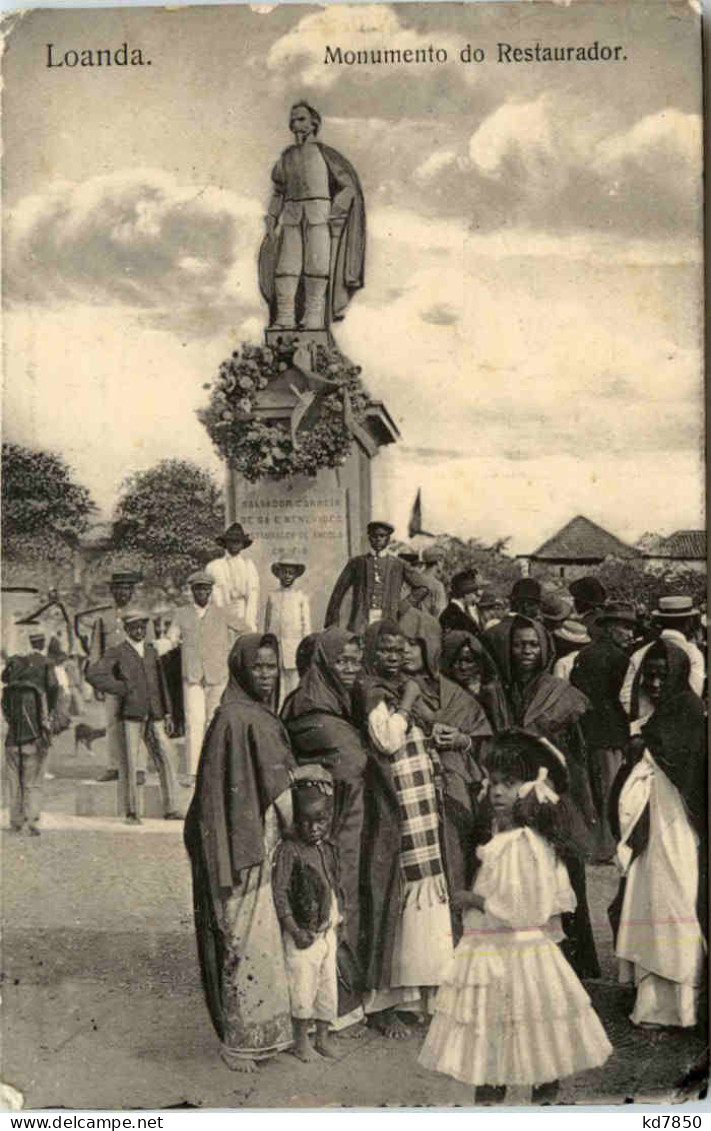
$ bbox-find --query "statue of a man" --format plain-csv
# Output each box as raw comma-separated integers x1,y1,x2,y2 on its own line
258,102,366,331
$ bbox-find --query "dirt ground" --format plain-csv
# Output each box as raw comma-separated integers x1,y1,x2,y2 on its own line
0,717,707,1111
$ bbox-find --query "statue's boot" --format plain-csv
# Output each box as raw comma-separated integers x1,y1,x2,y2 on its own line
301,276,328,330
272,276,298,329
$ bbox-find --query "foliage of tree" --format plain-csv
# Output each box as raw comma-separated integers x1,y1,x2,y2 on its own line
435,535,521,595
592,556,706,609
111,459,224,588
2,443,97,553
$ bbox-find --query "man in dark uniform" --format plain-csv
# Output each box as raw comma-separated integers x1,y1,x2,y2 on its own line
325,521,427,634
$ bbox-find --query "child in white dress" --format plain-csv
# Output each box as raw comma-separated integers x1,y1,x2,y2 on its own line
419,729,612,1103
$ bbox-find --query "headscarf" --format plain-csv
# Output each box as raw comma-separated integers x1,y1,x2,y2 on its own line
441,630,498,685
295,633,321,679
184,632,295,892
440,630,509,733
398,609,492,740
487,616,589,737
485,614,554,685
225,632,281,711
398,606,442,717
282,627,357,723
639,640,706,834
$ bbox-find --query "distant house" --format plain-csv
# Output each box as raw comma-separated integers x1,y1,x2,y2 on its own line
642,530,706,575
518,515,639,581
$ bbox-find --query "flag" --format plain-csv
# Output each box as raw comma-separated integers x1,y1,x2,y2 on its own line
408,489,434,539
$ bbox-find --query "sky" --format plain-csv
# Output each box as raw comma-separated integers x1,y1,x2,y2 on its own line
3,0,704,555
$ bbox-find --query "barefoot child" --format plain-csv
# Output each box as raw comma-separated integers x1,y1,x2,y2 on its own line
272,766,341,1062
419,729,612,1104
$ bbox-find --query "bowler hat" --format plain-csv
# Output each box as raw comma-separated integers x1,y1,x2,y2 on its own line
121,606,150,625
553,620,591,646
187,571,214,588
271,560,306,580
569,577,607,606
478,590,502,610
451,568,479,598
367,520,395,536
511,578,542,603
652,594,699,619
541,592,573,623
597,601,637,626
216,522,253,549
422,545,445,565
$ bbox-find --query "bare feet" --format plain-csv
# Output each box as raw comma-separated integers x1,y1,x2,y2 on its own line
370,1009,412,1040
220,1049,258,1073
314,1034,340,1060
291,1035,321,1063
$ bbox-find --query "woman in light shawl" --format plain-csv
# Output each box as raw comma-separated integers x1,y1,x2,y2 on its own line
184,633,295,1072
353,618,454,1038
485,615,600,980
281,627,367,1024
611,640,707,1028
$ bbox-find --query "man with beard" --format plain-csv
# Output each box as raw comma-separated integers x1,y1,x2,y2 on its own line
259,101,365,331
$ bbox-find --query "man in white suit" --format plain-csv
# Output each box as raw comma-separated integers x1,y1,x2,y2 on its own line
205,522,260,631
264,559,311,699
159,571,248,780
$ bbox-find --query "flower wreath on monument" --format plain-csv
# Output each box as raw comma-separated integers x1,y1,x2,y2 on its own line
198,336,370,482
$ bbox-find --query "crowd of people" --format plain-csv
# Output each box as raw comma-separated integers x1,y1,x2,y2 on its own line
2,516,707,1101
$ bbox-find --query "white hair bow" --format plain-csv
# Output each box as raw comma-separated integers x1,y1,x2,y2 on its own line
517,766,559,806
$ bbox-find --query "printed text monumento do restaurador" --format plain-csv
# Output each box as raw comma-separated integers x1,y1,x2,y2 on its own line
323,42,628,65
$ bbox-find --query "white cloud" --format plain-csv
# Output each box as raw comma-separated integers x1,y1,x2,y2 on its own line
5,170,263,326
595,109,702,179
413,150,459,184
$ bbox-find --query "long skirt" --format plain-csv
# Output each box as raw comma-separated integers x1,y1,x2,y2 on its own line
190,810,293,1062
219,861,294,1062
616,758,706,1028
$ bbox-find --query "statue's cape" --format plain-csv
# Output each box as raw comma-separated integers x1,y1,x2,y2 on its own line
258,142,366,324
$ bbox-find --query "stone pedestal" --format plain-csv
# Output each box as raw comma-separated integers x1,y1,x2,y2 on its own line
225,331,400,631
227,403,399,632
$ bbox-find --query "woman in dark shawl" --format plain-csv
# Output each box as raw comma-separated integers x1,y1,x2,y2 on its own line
281,627,367,1022
611,640,707,1028
486,615,600,979
354,618,454,1038
440,629,509,734
184,633,295,1072
280,632,321,718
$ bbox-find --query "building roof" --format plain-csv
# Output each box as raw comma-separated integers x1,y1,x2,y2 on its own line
653,530,706,560
530,515,638,562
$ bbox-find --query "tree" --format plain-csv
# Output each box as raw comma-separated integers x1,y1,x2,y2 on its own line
437,535,521,595
111,459,225,588
2,443,97,581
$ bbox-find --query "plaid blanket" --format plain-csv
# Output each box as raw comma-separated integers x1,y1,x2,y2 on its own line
391,725,444,883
